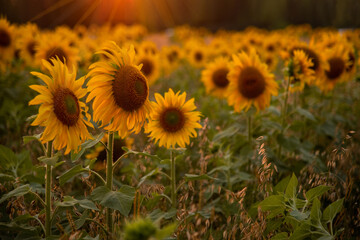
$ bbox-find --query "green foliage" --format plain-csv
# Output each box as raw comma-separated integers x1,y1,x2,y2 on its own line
258,174,343,239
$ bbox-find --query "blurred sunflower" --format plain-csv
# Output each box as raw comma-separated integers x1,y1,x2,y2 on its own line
201,57,230,98
227,50,278,112
136,52,160,86
35,33,79,70
0,17,16,70
29,58,92,154
19,32,39,68
161,45,183,75
145,89,202,149
139,41,158,55
87,42,152,137
288,50,315,92
86,133,133,171
187,45,207,68
316,46,349,92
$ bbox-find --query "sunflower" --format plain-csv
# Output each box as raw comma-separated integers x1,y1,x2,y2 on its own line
201,57,230,98
0,17,16,70
145,89,202,149
136,52,160,86
161,45,183,75
85,133,133,171
186,42,208,68
316,46,349,92
288,49,315,92
138,40,158,55
18,32,39,68
87,42,152,137
227,50,278,112
29,58,92,154
35,33,79,70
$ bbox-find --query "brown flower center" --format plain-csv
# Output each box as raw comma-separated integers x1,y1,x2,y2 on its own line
194,52,203,62
112,65,148,112
167,50,178,63
292,47,319,72
46,47,67,65
212,68,229,88
27,41,37,57
0,29,11,47
325,57,345,80
160,107,185,133
238,66,266,99
140,58,153,77
53,88,80,126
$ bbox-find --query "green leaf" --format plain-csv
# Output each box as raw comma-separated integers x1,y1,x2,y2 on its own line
0,184,31,204
273,176,290,194
0,144,17,167
37,152,61,166
323,198,344,223
0,173,15,181
296,107,316,121
289,222,311,240
55,196,98,211
91,185,135,216
290,209,309,221
78,199,99,210
184,174,217,181
58,164,87,185
285,173,298,199
155,222,176,239
122,147,162,161
164,208,177,219
138,168,159,187
310,197,322,222
23,133,42,144
305,185,331,202
71,132,105,162
259,195,285,218
213,124,240,142
271,232,288,240
75,210,88,229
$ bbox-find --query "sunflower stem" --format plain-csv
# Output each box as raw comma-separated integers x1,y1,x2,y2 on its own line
278,74,291,160
45,141,53,238
106,132,114,235
247,115,252,145
170,150,176,209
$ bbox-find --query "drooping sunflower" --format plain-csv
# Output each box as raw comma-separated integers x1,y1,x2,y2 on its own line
29,58,92,154
35,33,79,70
227,50,278,112
87,42,152,137
85,133,133,171
316,46,349,92
288,49,315,92
135,52,160,86
145,89,202,149
0,17,16,70
201,57,230,98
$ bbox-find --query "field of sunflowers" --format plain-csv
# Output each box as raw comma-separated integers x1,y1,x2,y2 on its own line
0,16,360,239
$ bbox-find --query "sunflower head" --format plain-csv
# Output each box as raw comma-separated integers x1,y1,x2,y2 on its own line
136,52,160,85
0,17,16,64
146,89,202,149
201,57,230,98
227,50,278,112
316,45,349,92
87,42,152,137
288,49,315,92
35,33,79,70
29,58,92,154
